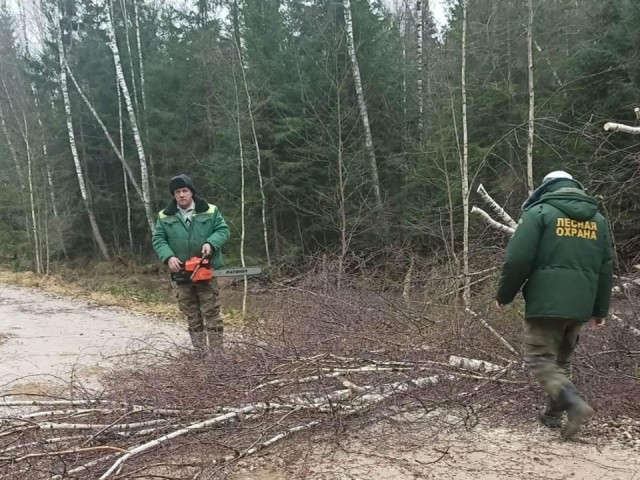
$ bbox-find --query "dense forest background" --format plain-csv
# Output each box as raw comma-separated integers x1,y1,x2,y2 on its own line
0,0,639,276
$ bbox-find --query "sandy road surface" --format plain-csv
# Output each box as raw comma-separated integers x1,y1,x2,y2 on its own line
0,283,186,392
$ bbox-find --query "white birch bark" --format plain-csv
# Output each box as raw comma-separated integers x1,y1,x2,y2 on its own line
460,0,470,307
476,184,517,228
603,122,640,135
54,5,109,259
471,206,515,234
343,0,384,213
233,67,248,315
64,63,146,212
105,0,153,232
233,3,271,265
22,111,42,273
416,0,424,137
132,0,156,200
31,85,67,258
526,0,535,194
117,77,134,250
118,0,140,120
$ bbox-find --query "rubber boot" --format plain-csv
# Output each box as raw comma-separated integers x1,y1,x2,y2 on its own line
538,397,563,429
189,330,206,354
558,386,594,440
206,330,223,352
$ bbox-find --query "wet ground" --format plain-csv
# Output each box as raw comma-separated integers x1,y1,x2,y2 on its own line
0,283,186,394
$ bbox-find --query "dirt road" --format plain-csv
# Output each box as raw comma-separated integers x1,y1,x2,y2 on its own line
0,283,186,393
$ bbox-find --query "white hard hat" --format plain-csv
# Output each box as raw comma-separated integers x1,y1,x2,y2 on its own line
543,170,573,182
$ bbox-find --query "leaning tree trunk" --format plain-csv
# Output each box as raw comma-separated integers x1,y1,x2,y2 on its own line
343,0,384,215
54,6,109,259
232,0,271,265
105,0,153,233
460,0,470,307
64,62,150,229
526,0,535,194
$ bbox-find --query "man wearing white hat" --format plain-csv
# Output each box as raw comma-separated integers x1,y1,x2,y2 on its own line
496,171,613,439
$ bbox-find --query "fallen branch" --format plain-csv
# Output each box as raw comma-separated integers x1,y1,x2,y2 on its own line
448,355,506,373
99,403,273,479
471,206,515,235
466,309,519,357
611,313,640,337
477,184,517,228
2,445,127,463
604,122,640,135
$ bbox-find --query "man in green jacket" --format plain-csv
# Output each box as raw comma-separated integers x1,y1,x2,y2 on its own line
496,170,613,440
152,174,230,353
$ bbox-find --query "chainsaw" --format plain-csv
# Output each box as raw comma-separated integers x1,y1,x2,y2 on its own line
171,255,262,285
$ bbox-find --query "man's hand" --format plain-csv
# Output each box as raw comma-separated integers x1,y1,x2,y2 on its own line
202,243,213,257
167,257,183,272
590,317,606,329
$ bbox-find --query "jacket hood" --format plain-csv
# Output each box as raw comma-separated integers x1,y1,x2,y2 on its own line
536,188,599,221
521,178,584,210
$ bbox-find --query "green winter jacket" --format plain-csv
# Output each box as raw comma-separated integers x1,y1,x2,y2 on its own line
496,183,613,322
152,196,230,269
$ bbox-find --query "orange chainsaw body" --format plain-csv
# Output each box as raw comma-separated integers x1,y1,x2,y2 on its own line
184,256,213,282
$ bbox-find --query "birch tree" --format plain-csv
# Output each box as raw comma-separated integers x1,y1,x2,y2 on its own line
232,0,271,265
526,0,535,194
460,0,470,307
343,0,384,215
105,0,153,232
233,67,248,314
53,4,109,259
416,0,424,137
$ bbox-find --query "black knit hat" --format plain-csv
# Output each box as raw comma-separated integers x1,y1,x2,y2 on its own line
169,174,196,195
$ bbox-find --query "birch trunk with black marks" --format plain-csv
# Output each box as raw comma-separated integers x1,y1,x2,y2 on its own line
343,0,384,215
54,6,109,259
132,0,156,201
117,77,134,250
460,0,470,307
105,0,153,232
526,0,535,194
416,0,424,137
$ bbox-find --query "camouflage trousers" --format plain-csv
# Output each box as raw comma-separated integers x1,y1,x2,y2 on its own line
524,318,583,401
176,279,223,351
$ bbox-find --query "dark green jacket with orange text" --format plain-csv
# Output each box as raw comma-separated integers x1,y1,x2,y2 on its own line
496,185,613,321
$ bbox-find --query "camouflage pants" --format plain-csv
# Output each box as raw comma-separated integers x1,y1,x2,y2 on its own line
176,279,222,349
524,318,583,401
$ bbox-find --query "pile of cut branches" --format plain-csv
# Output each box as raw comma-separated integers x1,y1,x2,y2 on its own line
1,271,638,479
